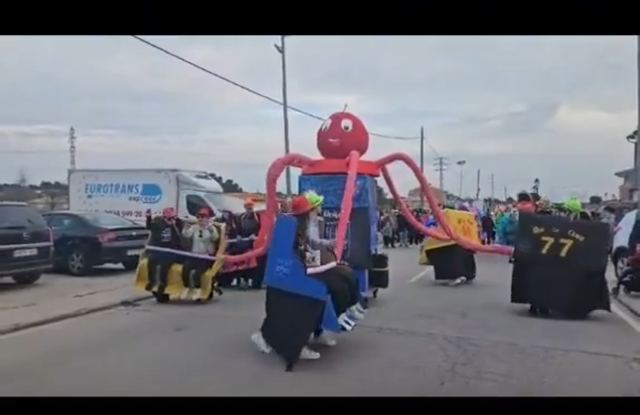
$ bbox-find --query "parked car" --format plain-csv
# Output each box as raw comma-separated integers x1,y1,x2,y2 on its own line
611,209,637,279
43,211,149,276
0,202,53,285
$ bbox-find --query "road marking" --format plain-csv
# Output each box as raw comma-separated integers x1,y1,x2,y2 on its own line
408,268,431,283
611,302,640,334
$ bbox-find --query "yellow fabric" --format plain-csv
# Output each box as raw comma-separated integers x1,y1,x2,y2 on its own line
134,223,228,301
419,248,430,265
420,209,481,261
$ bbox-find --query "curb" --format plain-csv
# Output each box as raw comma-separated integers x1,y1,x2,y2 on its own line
0,294,153,337
613,295,640,318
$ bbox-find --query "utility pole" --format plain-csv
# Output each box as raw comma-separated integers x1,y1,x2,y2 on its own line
636,35,640,206
420,126,424,174
475,169,481,200
456,160,466,199
419,127,425,208
69,126,77,171
504,186,508,201
491,173,495,200
274,35,292,196
433,157,448,193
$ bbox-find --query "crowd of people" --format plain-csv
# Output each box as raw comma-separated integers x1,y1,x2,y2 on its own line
144,199,263,300
477,192,601,248
379,208,428,248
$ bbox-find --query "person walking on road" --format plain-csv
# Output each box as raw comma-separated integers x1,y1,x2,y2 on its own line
381,212,395,248
481,213,496,245
396,211,409,247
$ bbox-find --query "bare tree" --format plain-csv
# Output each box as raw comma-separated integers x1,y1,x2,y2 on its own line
0,168,36,202
16,168,29,187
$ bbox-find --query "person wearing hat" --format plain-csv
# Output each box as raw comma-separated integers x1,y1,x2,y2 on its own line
564,197,591,221
251,195,362,361
304,191,335,256
303,190,364,346
145,207,185,295
180,207,220,300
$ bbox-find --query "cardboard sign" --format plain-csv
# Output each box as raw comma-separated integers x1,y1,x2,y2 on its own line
423,209,481,252
511,213,611,312
514,213,610,271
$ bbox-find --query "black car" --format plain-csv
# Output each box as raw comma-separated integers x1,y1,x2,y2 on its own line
43,211,149,276
0,202,53,285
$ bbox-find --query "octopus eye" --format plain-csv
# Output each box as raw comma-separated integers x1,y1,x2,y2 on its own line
320,119,332,131
341,119,353,132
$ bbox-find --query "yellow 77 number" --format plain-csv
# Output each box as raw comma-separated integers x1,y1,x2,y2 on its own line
539,236,575,258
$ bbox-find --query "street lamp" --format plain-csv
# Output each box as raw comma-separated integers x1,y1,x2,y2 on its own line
628,129,639,201
636,35,640,205
456,160,466,199
274,35,292,196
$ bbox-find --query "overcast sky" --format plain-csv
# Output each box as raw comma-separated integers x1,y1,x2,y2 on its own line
0,35,636,201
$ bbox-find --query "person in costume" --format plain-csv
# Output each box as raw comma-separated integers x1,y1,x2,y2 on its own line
564,197,591,221
145,207,185,295
180,207,219,300
304,190,365,346
496,207,517,247
251,196,363,360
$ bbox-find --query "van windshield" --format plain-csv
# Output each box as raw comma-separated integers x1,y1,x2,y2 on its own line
202,192,228,212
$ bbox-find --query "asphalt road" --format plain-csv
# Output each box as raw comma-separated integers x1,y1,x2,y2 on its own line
1,249,639,396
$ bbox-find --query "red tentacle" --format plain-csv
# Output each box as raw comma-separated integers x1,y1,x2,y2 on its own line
376,153,513,256
223,153,313,265
381,166,451,242
334,151,360,261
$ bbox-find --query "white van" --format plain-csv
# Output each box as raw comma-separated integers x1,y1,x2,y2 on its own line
68,169,250,225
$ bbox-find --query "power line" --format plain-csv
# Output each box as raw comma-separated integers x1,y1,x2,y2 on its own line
131,36,420,141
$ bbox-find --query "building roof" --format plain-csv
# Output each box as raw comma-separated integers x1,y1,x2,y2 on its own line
615,168,636,178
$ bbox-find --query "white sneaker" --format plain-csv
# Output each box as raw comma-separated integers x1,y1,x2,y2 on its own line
347,305,365,320
180,288,191,300
311,332,337,347
338,314,356,331
251,332,272,354
299,346,321,360
352,303,366,316
191,288,202,301
449,276,467,286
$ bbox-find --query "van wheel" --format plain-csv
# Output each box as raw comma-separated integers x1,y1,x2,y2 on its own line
12,273,42,285
67,248,92,276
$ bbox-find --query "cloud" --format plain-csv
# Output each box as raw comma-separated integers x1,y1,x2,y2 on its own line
0,35,636,201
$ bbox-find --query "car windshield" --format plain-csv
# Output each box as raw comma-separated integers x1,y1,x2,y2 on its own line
79,213,139,229
0,205,47,228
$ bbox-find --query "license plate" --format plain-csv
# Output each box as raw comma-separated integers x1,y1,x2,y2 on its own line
13,248,38,258
126,249,143,256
